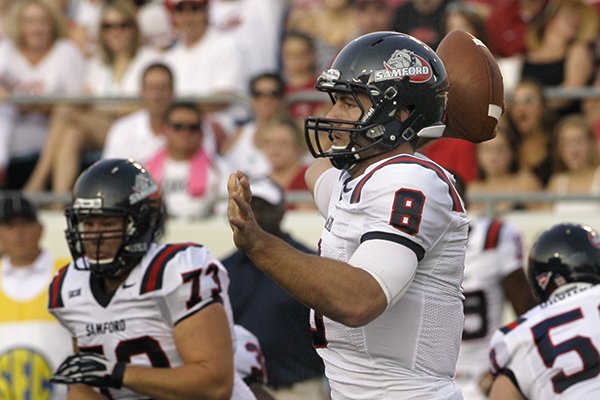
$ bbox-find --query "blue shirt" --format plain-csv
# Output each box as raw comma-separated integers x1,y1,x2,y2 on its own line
222,233,324,387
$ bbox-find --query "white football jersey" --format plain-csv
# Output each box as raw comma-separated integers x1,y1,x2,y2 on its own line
49,242,255,400
456,217,524,399
312,153,468,399
490,284,600,400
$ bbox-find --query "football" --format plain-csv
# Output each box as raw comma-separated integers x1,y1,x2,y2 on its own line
436,30,504,143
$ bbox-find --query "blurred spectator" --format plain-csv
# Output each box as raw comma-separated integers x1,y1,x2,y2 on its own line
505,78,556,187
521,0,599,117
443,1,488,44
221,72,286,178
69,0,176,55
0,0,85,190
546,113,600,212
261,118,313,210
221,177,327,400
164,0,245,135
102,62,173,164
23,0,162,196
210,0,287,81
391,0,450,49
84,0,162,96
354,0,395,35
164,0,243,98
145,101,228,218
102,63,174,164
486,0,547,58
453,173,537,400
468,122,542,214
281,31,328,129
286,0,358,72
0,191,72,400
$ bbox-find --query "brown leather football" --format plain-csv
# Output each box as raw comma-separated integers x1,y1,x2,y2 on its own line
436,30,504,143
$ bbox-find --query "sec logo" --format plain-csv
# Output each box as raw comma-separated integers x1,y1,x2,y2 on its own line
0,347,53,399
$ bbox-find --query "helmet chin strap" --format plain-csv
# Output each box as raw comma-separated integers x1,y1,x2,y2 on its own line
329,145,360,170
328,120,416,170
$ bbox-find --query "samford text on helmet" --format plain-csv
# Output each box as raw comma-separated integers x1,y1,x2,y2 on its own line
527,223,600,302
305,31,449,170
65,159,164,279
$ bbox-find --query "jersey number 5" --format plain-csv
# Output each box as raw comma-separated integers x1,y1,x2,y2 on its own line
532,307,600,393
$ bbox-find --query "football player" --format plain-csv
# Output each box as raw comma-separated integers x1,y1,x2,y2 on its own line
228,31,468,398
49,158,255,399
452,174,537,400
489,223,600,399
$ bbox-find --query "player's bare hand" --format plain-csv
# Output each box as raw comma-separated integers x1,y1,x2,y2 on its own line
227,171,260,253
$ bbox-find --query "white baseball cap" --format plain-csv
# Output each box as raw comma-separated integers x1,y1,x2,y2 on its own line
250,177,284,206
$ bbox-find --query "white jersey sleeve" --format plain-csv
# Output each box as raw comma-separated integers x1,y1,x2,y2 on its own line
489,284,600,400
352,154,466,260
150,244,229,326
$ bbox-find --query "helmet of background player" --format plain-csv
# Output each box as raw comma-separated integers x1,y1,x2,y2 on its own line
527,223,600,302
305,31,449,170
64,159,165,279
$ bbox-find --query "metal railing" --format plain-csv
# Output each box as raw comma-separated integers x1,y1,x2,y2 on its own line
22,190,600,218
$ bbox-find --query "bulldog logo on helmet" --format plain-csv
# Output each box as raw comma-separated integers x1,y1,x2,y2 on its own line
373,49,433,83
129,173,158,205
535,271,553,291
588,229,600,248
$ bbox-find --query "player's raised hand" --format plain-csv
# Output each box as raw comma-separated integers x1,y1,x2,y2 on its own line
227,171,261,253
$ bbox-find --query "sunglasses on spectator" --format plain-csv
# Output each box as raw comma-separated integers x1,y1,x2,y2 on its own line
170,122,202,132
101,21,135,31
251,90,283,99
173,1,208,13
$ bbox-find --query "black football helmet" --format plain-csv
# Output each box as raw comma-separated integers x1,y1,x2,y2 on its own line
65,159,164,278
305,31,449,170
527,223,600,301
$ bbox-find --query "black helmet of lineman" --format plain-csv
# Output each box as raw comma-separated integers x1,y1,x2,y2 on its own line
64,159,164,279
305,31,449,170
527,223,600,302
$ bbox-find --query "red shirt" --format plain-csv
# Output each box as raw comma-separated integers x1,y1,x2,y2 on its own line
420,138,478,183
486,0,531,57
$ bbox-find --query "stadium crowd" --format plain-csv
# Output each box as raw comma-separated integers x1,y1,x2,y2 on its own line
0,0,598,216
